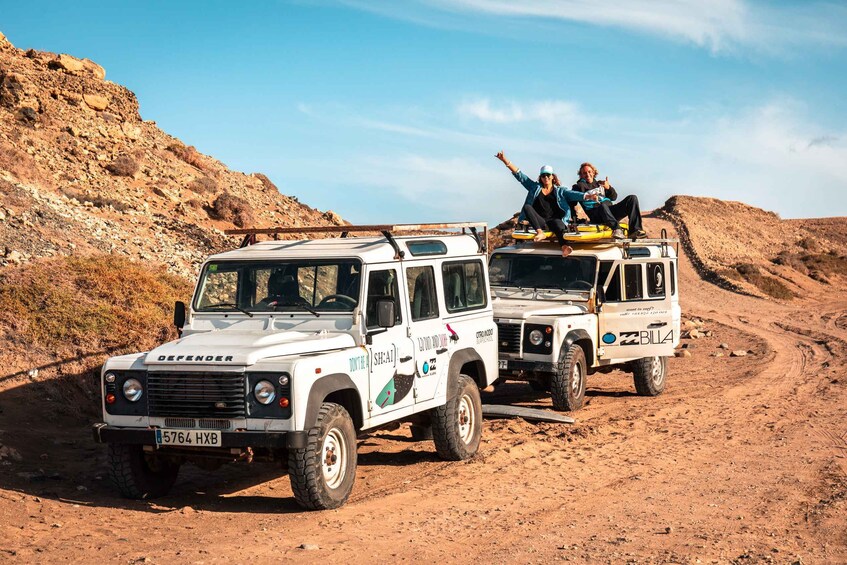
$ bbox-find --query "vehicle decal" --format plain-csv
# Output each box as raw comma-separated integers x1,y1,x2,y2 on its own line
421,357,436,376
476,328,494,344
370,345,396,368
157,354,234,362
349,354,368,372
619,329,674,346
375,372,415,408
602,332,616,344
417,333,448,352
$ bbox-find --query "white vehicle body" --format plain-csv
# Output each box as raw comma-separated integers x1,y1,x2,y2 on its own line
491,237,680,408
93,224,497,509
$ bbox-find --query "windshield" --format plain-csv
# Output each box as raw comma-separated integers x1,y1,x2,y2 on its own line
194,259,362,313
489,253,597,291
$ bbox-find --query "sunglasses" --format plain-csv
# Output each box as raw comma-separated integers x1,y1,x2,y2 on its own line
540,173,553,178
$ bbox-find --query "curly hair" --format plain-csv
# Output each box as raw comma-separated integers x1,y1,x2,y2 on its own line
578,162,598,179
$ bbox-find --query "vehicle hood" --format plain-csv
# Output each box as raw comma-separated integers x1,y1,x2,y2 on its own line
492,298,586,319
145,330,355,367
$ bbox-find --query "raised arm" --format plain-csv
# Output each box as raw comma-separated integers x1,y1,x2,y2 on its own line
496,150,519,174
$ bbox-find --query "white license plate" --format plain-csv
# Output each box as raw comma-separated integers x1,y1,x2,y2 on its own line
155,429,221,447
499,360,508,370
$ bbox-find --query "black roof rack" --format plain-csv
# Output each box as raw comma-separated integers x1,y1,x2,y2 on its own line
225,222,489,258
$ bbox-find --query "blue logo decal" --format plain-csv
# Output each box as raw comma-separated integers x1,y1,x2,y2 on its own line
602,332,616,344
422,362,429,374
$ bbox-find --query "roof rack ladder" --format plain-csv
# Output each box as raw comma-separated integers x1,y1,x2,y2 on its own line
660,228,669,258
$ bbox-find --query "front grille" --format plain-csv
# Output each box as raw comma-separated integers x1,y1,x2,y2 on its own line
199,419,232,430
497,322,522,354
164,417,195,428
148,372,246,418
162,417,233,430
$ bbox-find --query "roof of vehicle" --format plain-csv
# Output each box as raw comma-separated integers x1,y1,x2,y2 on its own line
492,240,678,260
207,233,485,264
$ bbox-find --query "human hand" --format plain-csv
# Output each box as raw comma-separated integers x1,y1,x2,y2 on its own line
603,176,610,189
585,193,599,202
496,151,507,163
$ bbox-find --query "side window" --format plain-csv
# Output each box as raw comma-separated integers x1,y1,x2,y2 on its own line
366,269,402,329
647,262,665,298
442,260,487,313
670,261,676,296
406,265,439,321
624,264,643,300
604,265,622,302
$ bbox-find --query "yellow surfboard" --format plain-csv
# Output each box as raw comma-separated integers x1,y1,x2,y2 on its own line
512,223,628,242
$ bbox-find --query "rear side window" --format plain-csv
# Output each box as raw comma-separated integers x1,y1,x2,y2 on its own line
407,266,439,321
442,260,487,313
624,264,643,300
647,262,665,298
670,261,676,296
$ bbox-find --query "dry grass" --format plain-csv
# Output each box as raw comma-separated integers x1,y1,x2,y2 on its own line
167,142,207,170
734,263,794,300
187,175,217,194
209,192,254,227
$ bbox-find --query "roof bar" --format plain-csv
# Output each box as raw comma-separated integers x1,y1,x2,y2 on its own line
225,221,488,236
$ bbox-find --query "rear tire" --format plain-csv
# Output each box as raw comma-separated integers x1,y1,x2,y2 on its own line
551,344,587,411
288,402,357,510
108,443,180,500
633,356,667,396
431,374,482,461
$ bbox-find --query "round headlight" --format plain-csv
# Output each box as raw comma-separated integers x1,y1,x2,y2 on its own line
529,329,544,346
278,374,290,387
254,380,276,405
122,378,143,402
105,372,116,383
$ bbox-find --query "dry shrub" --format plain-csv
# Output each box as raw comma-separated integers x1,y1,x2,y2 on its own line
187,176,217,194
798,237,820,252
106,154,139,177
186,198,205,210
801,252,847,277
210,192,254,227
253,172,278,193
733,263,793,300
772,251,807,273
167,142,206,170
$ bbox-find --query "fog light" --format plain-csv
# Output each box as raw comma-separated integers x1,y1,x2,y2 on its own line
278,374,290,386
254,380,276,405
105,372,116,383
279,397,290,408
529,330,544,345
105,393,116,404
123,378,143,402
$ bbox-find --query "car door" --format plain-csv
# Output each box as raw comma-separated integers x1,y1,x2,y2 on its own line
364,267,416,416
597,259,676,360
404,262,449,404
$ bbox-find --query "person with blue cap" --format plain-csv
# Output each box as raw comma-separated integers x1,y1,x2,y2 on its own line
496,150,597,256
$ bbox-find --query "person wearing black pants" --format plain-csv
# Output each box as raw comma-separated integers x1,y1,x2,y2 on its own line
572,162,647,240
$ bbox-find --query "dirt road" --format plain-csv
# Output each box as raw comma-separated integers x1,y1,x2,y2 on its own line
1,217,845,564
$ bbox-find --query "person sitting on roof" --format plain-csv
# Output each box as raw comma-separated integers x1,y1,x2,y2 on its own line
571,162,647,240
496,151,597,257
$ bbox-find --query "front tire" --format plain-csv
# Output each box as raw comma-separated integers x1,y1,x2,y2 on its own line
633,356,667,396
551,344,587,411
108,443,180,500
288,402,357,510
431,374,482,461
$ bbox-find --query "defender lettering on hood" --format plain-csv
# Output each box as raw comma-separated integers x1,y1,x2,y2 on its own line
157,354,234,362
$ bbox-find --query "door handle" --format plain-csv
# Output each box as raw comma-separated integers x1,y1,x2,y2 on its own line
435,348,448,354
647,321,667,328
399,356,413,362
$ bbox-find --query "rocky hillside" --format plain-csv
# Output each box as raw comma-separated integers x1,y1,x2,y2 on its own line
0,31,344,279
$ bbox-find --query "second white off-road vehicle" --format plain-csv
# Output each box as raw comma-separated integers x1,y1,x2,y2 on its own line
491,232,680,410
92,223,497,510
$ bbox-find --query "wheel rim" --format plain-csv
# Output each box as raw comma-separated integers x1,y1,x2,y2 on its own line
321,427,347,490
650,357,665,385
571,361,583,396
457,393,476,444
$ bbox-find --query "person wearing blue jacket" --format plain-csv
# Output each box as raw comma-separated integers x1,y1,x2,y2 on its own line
496,150,597,257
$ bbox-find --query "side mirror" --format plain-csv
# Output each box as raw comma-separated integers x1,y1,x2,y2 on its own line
174,301,186,329
376,298,396,328
596,286,606,303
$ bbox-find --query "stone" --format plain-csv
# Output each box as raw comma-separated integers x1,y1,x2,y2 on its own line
51,54,85,73
6,250,22,264
121,123,142,140
299,544,320,550
713,352,725,357
675,350,691,358
0,31,11,47
0,209,5,222
731,350,748,357
81,58,106,80
689,329,702,339
719,343,730,349
0,445,23,462
83,94,109,111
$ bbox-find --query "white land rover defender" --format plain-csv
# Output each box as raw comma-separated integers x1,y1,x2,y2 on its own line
92,223,497,510
491,233,680,410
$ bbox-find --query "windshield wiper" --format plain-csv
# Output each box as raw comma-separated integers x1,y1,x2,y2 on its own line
269,302,320,318
203,303,254,317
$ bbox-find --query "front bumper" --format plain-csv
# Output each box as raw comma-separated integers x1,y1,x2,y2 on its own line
499,359,561,377
91,423,307,449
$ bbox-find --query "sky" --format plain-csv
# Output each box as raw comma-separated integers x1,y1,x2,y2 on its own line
2,0,846,225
